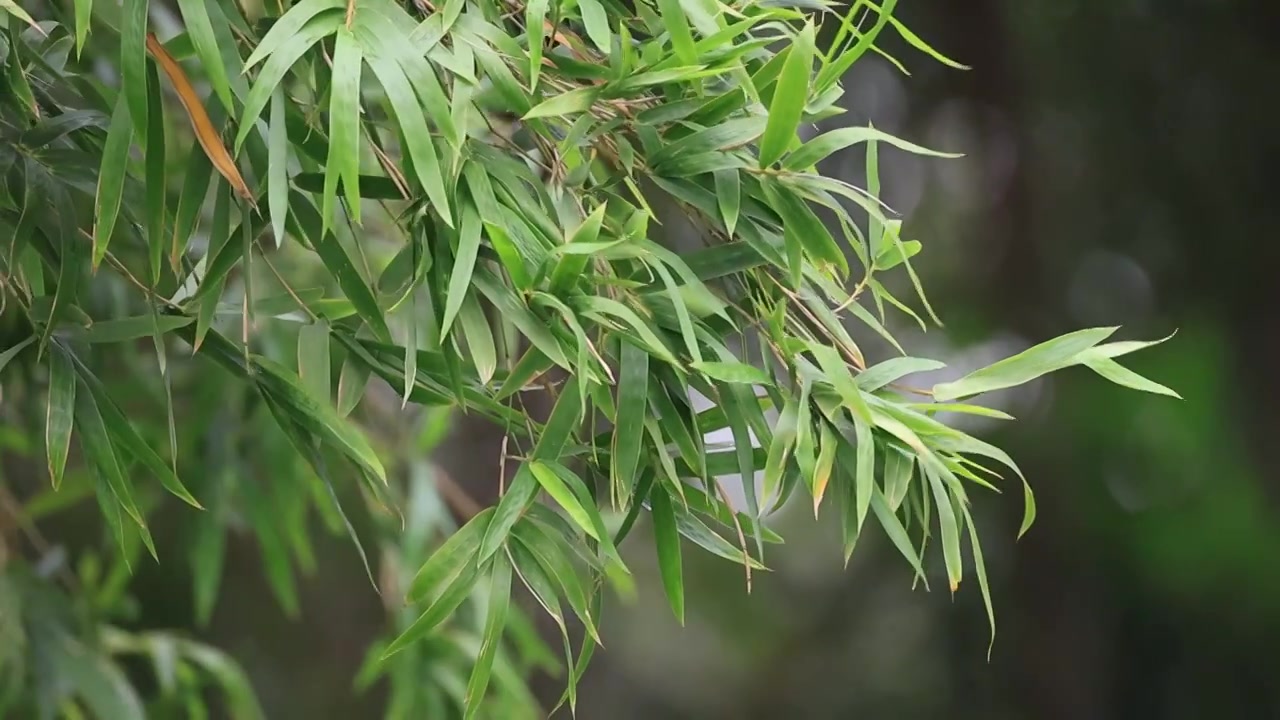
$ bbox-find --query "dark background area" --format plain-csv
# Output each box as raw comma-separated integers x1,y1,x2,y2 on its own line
124,1,1280,717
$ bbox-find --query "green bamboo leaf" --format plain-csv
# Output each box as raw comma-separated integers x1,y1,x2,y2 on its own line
577,0,611,55
172,0,234,112
817,0,896,91
72,314,194,344
523,86,599,119
509,540,567,634
406,507,495,602
853,417,874,535
876,239,922,270
886,14,968,69
478,465,540,563
93,97,134,268
529,462,602,544
652,117,767,166
458,294,497,385
1083,357,1181,399
292,172,402,199
73,371,145,531
441,203,482,338
612,340,648,505
534,374,584,461
74,0,92,54
758,21,814,168
171,144,213,266
1079,332,1176,361
784,125,960,170
186,201,270,306
806,344,869,422
868,486,926,579
192,187,231,350
857,356,946,392
909,402,1014,421
812,422,837,514
297,321,331,403
463,556,512,719
713,168,740,236
673,509,766,569
324,29,363,232
336,354,372,416
650,485,684,624
473,268,569,369
765,178,847,274
526,0,548,89
299,199,392,342
260,391,376,592
577,297,677,366
121,0,149,136
0,336,35,375
922,458,963,591
254,356,387,484
932,327,1118,401
71,354,202,508
883,443,914,511
4,32,37,118
20,110,107,148
235,10,341,154
384,555,486,659
362,49,452,225
646,261,702,364
512,521,600,645
691,360,770,386
762,391,799,503
0,0,41,35
714,382,764,549
148,303,180,487
145,62,167,282
268,88,289,249
244,0,342,69
45,347,75,490
960,502,996,658
548,203,607,294
656,0,697,64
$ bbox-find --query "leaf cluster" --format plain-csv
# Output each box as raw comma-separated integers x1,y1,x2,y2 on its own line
0,0,1175,716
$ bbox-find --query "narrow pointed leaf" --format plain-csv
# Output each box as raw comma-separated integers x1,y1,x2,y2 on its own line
93,97,133,268
933,327,1118,401
46,348,75,489
650,486,684,624
758,22,814,167
463,557,512,719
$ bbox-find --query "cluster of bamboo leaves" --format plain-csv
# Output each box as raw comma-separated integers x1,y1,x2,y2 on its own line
0,0,1176,716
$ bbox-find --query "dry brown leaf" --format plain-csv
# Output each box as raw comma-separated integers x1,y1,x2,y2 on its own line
145,33,255,206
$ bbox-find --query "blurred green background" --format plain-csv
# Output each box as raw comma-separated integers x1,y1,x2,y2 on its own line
116,1,1280,717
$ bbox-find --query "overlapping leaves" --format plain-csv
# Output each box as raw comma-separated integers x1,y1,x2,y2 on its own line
0,0,1178,716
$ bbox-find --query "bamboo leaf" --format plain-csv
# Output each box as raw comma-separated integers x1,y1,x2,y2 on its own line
933,327,1118,401
463,557,512,719
45,347,75,490
407,507,496,603
324,29,363,232
758,22,814,167
441,203,482,338
650,485,684,624
297,321,331,403
145,61,167,283
268,88,289,249
121,0,149,137
93,96,133,268
785,125,960,170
